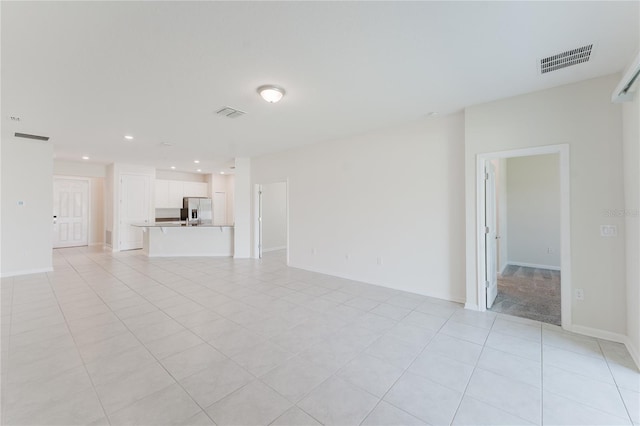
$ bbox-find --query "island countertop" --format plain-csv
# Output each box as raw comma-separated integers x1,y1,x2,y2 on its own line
132,221,234,228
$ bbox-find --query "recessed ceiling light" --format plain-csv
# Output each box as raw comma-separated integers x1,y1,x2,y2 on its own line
220,171,225,175
196,169,202,172
170,166,176,170
82,156,90,160
194,160,200,164
257,85,285,103
124,135,134,140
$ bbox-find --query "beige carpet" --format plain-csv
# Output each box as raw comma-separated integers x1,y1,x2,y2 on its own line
489,265,561,325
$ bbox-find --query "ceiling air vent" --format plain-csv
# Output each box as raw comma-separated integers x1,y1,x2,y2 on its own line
14,132,49,141
540,44,593,74
216,106,246,119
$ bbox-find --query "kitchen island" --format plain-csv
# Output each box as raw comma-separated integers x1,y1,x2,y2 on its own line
132,222,234,257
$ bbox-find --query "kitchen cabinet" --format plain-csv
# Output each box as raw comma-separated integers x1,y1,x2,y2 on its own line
168,181,184,207
155,179,208,208
183,182,208,198
155,180,170,208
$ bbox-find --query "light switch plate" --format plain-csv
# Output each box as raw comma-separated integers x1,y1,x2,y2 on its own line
600,225,617,237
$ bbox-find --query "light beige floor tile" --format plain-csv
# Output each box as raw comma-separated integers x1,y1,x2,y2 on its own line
298,376,379,426
261,356,334,402
180,358,254,407
270,406,322,426
361,401,427,426
108,383,201,426
384,372,462,425
452,395,535,425
206,380,292,426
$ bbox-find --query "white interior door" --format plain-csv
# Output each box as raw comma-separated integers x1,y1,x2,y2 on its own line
485,162,498,308
53,178,89,248
213,192,227,225
120,174,150,251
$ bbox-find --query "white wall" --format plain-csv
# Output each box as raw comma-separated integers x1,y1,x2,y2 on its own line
54,160,106,245
506,154,560,269
622,77,640,365
251,113,466,301
261,182,287,252
465,74,627,336
1,137,53,276
234,158,251,258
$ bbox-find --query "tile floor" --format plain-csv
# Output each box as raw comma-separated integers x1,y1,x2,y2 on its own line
1,247,638,426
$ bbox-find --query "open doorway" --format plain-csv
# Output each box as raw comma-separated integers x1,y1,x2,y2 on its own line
476,145,571,329
257,182,288,260
487,154,562,325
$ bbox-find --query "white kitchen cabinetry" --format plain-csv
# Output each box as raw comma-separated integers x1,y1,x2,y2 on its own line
168,181,184,207
155,180,169,208
155,180,208,208
183,182,208,198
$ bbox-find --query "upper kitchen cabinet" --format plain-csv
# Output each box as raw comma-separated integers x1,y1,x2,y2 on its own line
155,179,209,208
183,181,208,198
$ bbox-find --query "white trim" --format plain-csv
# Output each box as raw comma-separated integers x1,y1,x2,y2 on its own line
624,339,640,370
568,324,627,344
89,242,105,247
262,246,287,253
1,267,54,278
464,302,480,311
474,144,572,331
253,180,290,266
506,261,561,271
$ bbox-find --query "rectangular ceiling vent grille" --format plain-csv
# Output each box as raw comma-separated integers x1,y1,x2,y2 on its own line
216,106,246,119
540,44,593,74
14,132,50,141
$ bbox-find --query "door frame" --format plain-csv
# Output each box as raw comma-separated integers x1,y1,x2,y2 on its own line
473,144,572,330
484,162,498,309
52,175,91,248
253,180,289,264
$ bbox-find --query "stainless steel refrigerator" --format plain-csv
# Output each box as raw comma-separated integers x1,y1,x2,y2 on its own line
181,197,212,224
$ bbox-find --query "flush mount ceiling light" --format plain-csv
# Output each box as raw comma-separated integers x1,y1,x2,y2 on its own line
170,166,176,170
257,85,285,103
194,160,200,164
82,156,90,160
124,135,134,140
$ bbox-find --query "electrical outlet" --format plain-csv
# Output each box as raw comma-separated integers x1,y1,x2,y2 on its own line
575,288,584,301
547,248,554,254
311,248,316,255
345,254,350,261
600,225,618,237
377,257,383,266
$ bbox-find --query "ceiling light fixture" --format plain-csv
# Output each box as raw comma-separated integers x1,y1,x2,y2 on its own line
257,85,285,103
82,156,90,160
196,169,202,172
124,135,134,140
194,160,200,164
170,166,176,170
220,171,225,175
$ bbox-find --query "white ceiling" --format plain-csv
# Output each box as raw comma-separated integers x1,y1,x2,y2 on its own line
2,1,638,174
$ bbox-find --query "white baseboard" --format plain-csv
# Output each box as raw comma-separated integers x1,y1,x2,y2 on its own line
1,267,54,278
464,303,480,311
89,242,105,247
624,338,640,370
507,261,561,271
262,246,287,253
149,253,233,258
568,324,627,344
568,324,640,369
